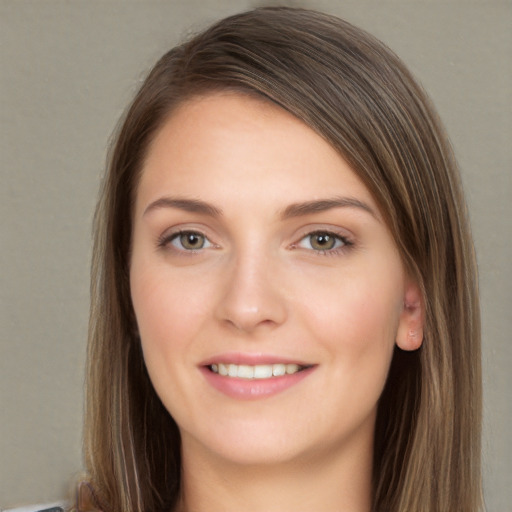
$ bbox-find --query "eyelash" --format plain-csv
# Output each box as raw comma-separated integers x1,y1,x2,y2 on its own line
293,230,353,256
158,228,354,258
157,230,212,254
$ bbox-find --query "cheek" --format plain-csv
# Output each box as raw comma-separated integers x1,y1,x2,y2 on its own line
345,283,401,344
302,267,402,338
298,265,403,387
129,262,219,419
130,262,214,364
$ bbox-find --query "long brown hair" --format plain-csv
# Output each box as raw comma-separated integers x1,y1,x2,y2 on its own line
84,7,482,511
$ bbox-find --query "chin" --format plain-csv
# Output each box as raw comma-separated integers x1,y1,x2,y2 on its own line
180,415,317,467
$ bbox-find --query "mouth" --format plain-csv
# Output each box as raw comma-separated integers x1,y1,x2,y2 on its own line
200,355,316,399
208,363,312,380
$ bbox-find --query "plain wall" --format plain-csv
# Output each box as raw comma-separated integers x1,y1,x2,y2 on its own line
1,0,510,509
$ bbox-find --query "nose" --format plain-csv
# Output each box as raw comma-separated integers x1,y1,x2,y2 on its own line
215,250,287,334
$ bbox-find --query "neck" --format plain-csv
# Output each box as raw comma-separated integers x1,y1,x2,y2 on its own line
175,436,373,512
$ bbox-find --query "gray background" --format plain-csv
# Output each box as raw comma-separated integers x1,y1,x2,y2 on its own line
1,0,510,509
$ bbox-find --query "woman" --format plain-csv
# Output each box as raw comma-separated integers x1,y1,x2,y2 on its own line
81,6,482,512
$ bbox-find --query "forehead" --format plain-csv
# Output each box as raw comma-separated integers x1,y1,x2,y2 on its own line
136,92,379,217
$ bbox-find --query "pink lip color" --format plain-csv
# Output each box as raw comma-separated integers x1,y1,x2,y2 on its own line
200,352,311,367
200,354,316,400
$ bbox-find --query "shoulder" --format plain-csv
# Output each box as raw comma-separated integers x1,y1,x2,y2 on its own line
3,504,65,512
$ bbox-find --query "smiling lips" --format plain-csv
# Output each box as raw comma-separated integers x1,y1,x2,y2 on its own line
201,356,315,399
210,362,307,379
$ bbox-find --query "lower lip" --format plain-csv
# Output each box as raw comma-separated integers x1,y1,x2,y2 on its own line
200,366,315,400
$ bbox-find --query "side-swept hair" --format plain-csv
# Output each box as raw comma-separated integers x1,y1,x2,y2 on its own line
84,7,482,512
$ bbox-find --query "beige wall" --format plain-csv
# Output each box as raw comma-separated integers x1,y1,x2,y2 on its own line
1,0,510,509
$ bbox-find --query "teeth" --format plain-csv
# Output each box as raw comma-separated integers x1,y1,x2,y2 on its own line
272,363,286,376
286,363,299,374
237,364,254,379
254,364,273,378
210,363,304,379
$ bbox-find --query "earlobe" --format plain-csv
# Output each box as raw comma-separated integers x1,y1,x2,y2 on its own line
396,282,424,351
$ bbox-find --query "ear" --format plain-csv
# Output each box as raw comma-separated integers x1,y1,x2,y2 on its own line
396,280,424,351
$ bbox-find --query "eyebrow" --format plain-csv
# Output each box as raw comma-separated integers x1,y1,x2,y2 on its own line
143,197,223,217
280,196,377,220
143,195,377,220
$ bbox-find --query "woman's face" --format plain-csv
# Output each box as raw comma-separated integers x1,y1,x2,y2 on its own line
130,92,419,468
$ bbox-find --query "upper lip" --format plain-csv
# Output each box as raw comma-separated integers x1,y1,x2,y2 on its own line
199,352,314,367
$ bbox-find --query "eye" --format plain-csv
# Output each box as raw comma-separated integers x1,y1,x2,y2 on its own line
165,231,213,251
297,231,349,252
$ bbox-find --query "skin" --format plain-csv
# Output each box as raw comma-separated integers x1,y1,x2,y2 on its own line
130,92,423,512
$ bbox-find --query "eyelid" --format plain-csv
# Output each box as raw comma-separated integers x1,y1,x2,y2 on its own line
290,227,355,255
297,232,345,250
157,227,217,253
155,224,354,255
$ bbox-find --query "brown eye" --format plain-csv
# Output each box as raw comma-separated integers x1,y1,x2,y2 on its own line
169,231,210,251
297,231,347,253
310,233,337,250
